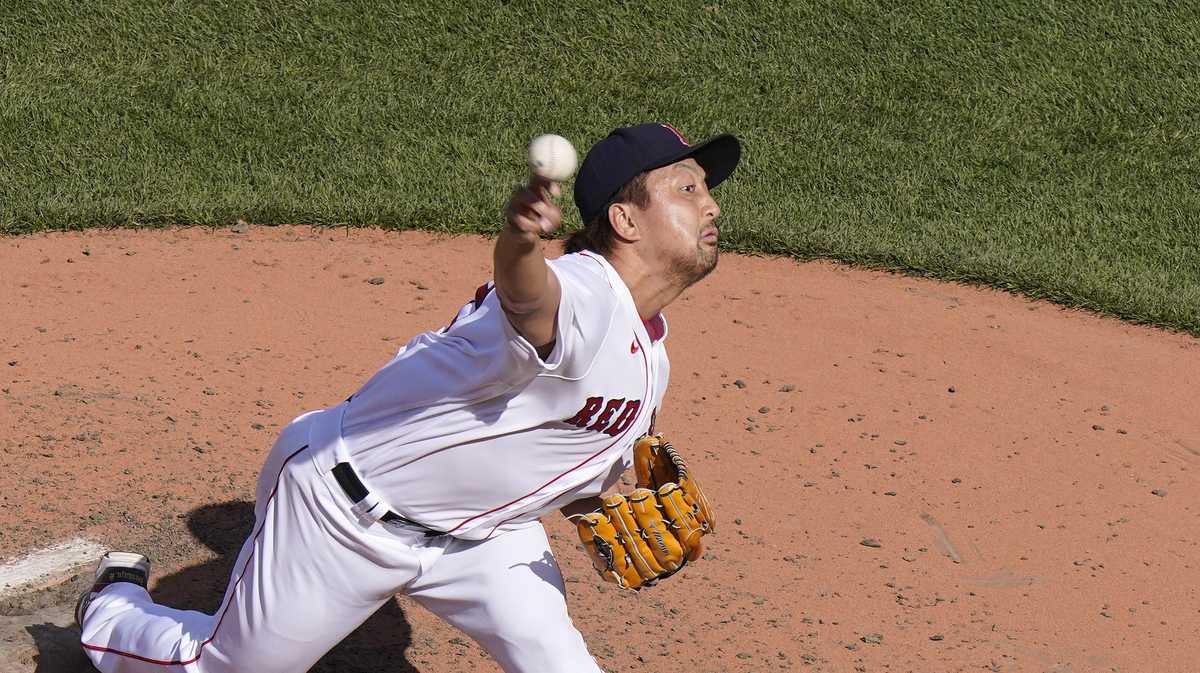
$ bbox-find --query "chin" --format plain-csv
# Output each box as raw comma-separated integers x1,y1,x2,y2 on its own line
694,249,719,282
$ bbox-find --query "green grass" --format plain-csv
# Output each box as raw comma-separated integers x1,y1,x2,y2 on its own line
2,1,1198,333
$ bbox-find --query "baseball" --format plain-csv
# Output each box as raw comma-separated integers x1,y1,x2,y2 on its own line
527,133,578,182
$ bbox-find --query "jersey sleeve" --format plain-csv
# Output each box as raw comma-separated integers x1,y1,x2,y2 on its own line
391,253,612,399
497,255,613,374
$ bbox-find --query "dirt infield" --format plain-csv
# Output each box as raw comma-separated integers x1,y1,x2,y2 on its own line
2,225,1198,672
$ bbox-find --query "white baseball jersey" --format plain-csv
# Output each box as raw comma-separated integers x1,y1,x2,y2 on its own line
79,249,656,673
339,250,670,540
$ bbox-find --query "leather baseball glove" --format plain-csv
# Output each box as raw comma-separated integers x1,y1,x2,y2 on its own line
573,434,716,590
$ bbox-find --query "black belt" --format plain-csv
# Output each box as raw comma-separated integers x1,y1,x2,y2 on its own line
331,462,443,537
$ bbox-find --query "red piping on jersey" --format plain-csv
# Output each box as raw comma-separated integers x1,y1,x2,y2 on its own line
577,250,611,284
454,329,652,537
80,443,310,666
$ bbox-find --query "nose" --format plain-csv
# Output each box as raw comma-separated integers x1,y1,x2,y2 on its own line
704,194,721,221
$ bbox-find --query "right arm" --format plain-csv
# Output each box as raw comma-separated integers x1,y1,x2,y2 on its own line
495,176,563,356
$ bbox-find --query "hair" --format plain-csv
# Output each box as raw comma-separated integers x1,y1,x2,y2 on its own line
564,172,650,255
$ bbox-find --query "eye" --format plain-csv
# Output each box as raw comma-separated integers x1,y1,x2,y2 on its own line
681,184,696,193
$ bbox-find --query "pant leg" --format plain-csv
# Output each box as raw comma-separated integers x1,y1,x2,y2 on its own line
81,412,437,673
407,524,604,673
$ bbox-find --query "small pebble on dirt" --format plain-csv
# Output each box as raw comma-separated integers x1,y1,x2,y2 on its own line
758,406,770,414
861,633,883,644
861,538,882,548
947,386,956,393
779,384,796,392
1151,489,1167,497
1092,424,1104,431
734,379,747,388
951,478,962,484
367,277,386,285
930,634,944,641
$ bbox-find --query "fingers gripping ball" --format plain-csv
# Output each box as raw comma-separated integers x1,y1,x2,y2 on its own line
574,433,717,590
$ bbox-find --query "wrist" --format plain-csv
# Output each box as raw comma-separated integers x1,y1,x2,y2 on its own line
501,221,542,244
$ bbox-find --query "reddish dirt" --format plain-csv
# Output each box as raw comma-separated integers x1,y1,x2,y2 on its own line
2,225,1198,673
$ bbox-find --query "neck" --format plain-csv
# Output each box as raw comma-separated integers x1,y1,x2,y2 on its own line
602,247,687,321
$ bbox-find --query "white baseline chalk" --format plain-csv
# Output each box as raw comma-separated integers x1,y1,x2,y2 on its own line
0,538,106,595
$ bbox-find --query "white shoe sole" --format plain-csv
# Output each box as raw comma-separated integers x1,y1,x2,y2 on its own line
95,551,151,581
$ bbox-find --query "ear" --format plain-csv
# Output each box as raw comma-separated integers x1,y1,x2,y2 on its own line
608,202,641,242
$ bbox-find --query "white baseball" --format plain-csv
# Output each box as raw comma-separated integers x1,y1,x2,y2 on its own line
527,134,578,182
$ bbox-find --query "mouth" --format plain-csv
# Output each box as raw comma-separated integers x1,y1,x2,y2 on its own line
701,228,719,244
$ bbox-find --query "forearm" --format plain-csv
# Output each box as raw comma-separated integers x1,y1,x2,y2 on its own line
493,227,550,315
496,177,563,349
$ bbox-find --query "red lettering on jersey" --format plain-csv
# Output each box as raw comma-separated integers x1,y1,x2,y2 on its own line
564,396,604,428
604,400,642,437
587,398,626,433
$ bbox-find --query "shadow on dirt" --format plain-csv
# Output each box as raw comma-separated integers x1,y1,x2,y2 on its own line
27,621,90,673
30,501,419,673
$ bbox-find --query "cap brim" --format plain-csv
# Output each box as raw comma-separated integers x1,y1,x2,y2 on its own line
649,133,742,190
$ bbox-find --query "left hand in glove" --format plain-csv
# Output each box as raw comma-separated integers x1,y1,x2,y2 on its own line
573,434,715,590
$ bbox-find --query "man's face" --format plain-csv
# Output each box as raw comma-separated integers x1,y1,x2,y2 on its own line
632,158,723,286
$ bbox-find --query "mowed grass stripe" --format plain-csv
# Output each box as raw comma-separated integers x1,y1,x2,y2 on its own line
1,1,1197,333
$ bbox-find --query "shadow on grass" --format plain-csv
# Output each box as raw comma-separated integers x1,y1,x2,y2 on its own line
29,501,419,673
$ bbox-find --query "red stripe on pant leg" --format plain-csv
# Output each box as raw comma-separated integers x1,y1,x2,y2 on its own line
80,443,311,667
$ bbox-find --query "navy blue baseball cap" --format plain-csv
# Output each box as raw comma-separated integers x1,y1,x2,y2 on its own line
574,123,741,223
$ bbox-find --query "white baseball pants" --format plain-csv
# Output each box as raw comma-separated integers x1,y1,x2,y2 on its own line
79,410,603,673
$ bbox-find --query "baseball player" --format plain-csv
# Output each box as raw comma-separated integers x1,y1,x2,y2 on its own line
76,122,740,673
